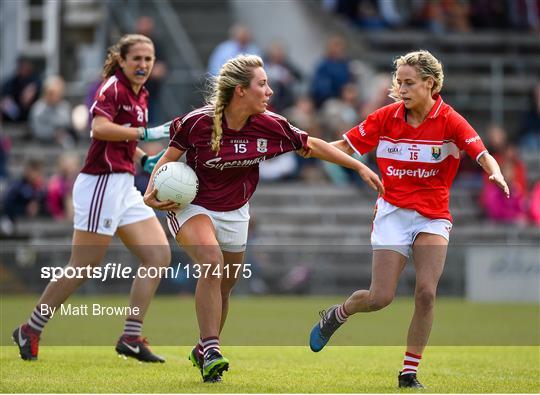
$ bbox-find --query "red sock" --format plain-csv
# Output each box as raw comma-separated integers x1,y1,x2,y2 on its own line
335,303,350,323
401,352,422,375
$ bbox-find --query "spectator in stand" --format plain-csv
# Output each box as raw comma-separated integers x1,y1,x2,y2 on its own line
355,0,387,30
46,153,80,221
284,95,320,133
518,84,540,152
485,123,507,157
443,0,472,32
135,16,168,123
469,0,510,29
481,145,528,224
2,159,45,222
409,1,444,32
509,0,540,33
1,56,41,122
263,41,302,112
0,136,10,181
359,73,393,120
310,35,353,108
529,179,540,226
284,96,326,182
207,24,262,76
321,82,361,133
377,0,413,28
485,125,528,193
29,75,77,147
320,82,366,186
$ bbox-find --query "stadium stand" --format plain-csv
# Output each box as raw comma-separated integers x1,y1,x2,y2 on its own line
1,0,538,296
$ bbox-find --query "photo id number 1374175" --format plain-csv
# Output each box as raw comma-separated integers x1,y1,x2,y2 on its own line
184,263,252,279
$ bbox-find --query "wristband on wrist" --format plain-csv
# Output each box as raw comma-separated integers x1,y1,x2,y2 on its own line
140,154,148,167
137,127,145,140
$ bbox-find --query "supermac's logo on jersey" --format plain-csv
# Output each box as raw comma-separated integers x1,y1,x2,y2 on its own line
431,146,441,159
257,138,268,153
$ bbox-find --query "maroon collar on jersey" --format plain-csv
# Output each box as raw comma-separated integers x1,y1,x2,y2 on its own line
393,94,445,120
222,113,254,132
114,69,148,97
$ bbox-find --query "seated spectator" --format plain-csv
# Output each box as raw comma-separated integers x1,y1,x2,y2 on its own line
283,96,326,183
377,0,412,28
134,16,169,123
481,146,528,224
320,83,381,187
207,24,262,76
263,41,302,112
518,84,540,152
310,35,353,108
410,0,447,33
259,152,299,182
485,125,528,194
29,75,77,147
482,162,527,224
359,73,393,120
46,153,80,220
470,0,510,29
443,0,472,32
354,0,387,30
283,95,319,133
1,159,46,223
320,82,360,134
1,56,41,122
529,179,540,226
0,136,10,181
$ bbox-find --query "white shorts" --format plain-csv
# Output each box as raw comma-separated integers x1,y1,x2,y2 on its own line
371,198,452,258
166,202,250,253
73,173,155,236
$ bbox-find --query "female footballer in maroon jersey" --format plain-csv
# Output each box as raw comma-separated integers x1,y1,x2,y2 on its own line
309,50,509,389
13,34,172,363
144,54,384,382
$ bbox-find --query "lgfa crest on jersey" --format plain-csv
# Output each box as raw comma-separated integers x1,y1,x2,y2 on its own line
431,146,441,160
257,138,268,153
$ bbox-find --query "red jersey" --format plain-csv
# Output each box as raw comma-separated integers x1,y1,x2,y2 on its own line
344,95,487,221
81,69,149,175
169,105,309,211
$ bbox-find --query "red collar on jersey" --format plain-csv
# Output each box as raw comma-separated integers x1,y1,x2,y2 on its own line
114,69,148,97
393,94,444,120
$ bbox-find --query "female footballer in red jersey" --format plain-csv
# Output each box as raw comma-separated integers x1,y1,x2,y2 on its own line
13,34,173,363
309,50,510,388
144,54,385,382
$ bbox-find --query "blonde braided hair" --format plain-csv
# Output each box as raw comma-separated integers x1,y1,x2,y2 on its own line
205,54,264,153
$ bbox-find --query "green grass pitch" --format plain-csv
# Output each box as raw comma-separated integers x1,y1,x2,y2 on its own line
1,295,538,393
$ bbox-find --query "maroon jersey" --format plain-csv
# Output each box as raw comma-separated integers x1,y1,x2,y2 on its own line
169,105,309,211
81,69,149,175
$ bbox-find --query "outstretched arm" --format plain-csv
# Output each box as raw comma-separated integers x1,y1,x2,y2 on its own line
307,137,384,194
330,139,355,155
92,116,171,142
478,152,510,198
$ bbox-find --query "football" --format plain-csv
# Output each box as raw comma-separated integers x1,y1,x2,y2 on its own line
153,162,198,207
